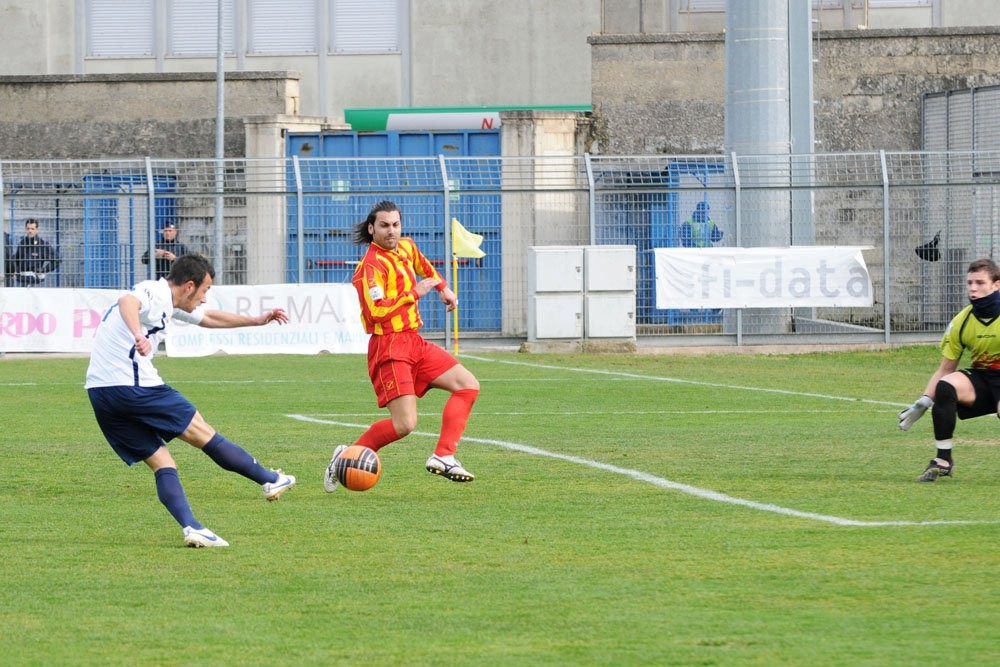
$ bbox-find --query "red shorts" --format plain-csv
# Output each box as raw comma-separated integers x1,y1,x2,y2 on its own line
367,330,458,408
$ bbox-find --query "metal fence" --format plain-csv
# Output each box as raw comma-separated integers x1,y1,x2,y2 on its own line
4,151,999,344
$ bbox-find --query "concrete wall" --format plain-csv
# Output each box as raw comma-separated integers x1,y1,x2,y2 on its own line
499,111,593,335
0,72,300,159
0,1,76,74
0,0,599,120
409,1,598,109
590,27,1000,155
602,1,1000,32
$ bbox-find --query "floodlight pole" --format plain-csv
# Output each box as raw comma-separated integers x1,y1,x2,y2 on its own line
213,0,226,283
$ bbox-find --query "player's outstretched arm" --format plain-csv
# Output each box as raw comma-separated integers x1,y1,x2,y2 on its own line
898,356,958,431
898,395,933,431
199,308,289,329
438,286,458,312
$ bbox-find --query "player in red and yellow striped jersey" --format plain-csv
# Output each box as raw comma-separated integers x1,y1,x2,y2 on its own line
324,200,480,489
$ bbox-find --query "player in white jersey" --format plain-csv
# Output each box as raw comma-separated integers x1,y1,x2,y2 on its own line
85,253,295,548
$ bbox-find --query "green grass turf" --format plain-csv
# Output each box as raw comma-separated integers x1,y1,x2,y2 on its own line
2,347,999,665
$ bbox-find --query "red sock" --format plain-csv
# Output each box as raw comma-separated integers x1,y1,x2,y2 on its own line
354,419,402,452
435,388,479,457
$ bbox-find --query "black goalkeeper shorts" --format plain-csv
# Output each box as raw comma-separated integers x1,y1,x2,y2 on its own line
957,369,1000,420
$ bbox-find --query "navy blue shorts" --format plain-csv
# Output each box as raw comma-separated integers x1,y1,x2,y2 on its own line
87,385,197,465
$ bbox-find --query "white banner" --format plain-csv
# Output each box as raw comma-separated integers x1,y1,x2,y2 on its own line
0,287,119,353
166,283,368,356
1,284,369,355
386,111,501,131
654,247,874,309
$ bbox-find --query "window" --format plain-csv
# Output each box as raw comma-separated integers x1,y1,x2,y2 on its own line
332,0,399,53
681,0,726,10
248,0,317,54
87,0,154,57
684,0,846,10
85,0,402,59
168,0,236,56
854,0,931,6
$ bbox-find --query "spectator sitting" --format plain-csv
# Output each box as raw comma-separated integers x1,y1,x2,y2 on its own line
12,218,60,286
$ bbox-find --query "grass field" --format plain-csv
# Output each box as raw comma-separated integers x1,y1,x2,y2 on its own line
2,347,999,665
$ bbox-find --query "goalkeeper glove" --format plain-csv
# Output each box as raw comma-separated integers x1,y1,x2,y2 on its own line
898,395,933,431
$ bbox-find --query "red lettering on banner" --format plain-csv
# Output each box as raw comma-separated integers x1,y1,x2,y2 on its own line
0,311,57,337
481,117,494,130
73,309,102,338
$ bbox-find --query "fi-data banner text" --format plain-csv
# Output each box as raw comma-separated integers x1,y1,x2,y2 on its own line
654,247,874,309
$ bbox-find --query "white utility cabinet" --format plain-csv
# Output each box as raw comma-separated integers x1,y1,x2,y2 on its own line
528,245,636,341
528,246,585,340
585,246,636,292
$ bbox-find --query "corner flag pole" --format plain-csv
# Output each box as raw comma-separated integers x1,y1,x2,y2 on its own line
450,217,485,355
452,255,460,355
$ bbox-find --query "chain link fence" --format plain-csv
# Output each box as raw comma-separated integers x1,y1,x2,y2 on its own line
4,151,999,343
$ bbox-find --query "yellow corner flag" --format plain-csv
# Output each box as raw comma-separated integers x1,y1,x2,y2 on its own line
451,218,486,259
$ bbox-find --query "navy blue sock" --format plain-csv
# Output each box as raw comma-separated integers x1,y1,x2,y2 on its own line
154,467,202,529
201,432,277,485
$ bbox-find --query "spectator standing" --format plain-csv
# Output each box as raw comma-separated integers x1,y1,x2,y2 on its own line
680,201,723,248
142,222,189,279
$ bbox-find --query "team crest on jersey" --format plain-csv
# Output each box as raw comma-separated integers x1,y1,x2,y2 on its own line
369,285,384,300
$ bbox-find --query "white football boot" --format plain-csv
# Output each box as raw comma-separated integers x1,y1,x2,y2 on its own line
425,455,475,482
263,470,296,501
183,526,229,548
323,445,348,493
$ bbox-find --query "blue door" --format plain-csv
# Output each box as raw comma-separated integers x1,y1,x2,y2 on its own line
660,161,726,325
595,161,725,326
286,130,501,332
83,174,176,288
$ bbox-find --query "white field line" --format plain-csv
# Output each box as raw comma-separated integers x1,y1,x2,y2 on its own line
309,409,879,417
461,354,911,408
289,414,999,528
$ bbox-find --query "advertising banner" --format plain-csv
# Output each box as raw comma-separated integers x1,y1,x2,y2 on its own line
0,288,118,353
654,247,874,309
166,283,367,357
0,284,368,355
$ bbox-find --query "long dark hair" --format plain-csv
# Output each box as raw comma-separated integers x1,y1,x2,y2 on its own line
353,200,400,244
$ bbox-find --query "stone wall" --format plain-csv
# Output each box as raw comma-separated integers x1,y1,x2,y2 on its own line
0,72,301,159
589,27,1000,155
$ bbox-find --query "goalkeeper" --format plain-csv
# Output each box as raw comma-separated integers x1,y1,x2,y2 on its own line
899,257,1000,481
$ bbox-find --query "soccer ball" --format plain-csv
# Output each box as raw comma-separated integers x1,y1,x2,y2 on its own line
333,445,382,491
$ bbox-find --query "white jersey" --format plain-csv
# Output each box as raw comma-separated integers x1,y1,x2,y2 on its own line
85,278,205,388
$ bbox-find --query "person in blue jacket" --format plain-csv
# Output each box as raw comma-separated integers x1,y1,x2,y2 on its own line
680,201,723,248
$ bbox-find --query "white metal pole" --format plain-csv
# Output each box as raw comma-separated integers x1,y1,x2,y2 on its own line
145,157,157,280
214,0,226,283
